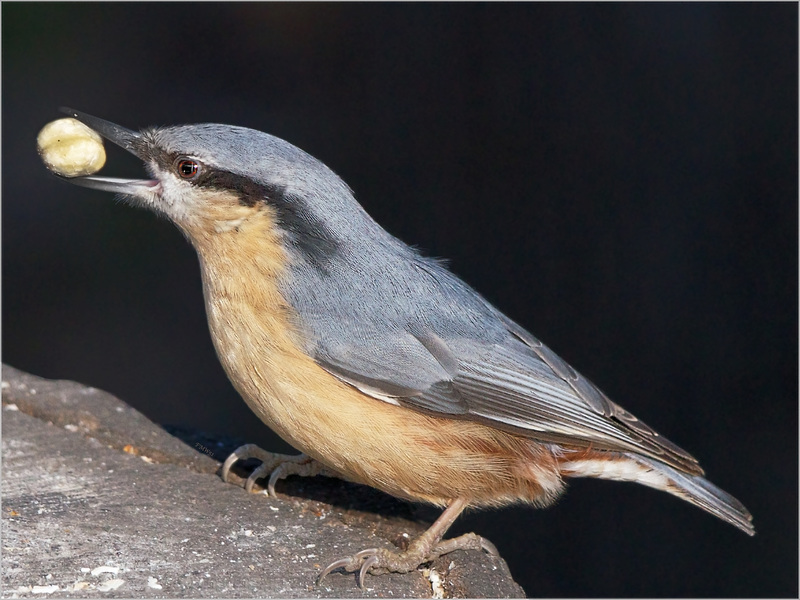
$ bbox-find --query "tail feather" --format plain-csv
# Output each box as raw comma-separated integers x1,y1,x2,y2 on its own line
631,454,755,536
559,452,755,536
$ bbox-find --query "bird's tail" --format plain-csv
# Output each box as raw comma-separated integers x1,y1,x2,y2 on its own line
559,452,755,536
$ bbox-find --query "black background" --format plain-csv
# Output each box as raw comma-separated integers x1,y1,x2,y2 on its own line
3,3,797,597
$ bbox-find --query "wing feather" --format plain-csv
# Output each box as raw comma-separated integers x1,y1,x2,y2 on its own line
312,318,701,474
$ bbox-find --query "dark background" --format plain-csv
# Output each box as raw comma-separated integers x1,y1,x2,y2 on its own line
3,3,796,597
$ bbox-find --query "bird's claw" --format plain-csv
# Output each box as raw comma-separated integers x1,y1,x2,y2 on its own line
220,444,333,495
434,531,500,557
317,532,498,588
317,548,398,589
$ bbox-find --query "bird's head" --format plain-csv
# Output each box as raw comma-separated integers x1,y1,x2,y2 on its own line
56,108,373,266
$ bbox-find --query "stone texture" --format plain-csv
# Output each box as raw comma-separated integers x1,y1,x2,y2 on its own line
2,365,525,598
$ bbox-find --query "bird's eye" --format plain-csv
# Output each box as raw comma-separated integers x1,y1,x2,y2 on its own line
175,158,200,179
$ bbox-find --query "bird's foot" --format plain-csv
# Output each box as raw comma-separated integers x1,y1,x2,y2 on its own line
220,444,336,495
318,532,498,588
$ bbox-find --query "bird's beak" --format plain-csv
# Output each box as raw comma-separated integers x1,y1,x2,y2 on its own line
57,107,159,195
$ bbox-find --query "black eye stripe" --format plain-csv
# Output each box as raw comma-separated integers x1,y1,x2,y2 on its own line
192,169,272,202
190,167,340,268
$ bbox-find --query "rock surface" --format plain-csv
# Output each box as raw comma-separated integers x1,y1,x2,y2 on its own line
1,365,525,598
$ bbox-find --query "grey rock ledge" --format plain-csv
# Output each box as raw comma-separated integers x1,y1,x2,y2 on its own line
1,364,525,598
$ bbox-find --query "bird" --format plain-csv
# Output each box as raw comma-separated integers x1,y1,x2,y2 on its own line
51,107,754,587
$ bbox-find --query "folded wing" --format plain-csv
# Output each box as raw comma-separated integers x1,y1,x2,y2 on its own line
314,317,703,476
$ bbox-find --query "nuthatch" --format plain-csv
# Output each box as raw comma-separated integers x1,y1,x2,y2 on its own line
51,107,754,586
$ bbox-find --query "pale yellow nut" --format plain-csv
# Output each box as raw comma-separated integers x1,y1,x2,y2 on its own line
37,118,106,177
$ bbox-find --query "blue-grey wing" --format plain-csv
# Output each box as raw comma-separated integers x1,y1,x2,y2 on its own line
288,253,701,474
314,320,700,475
313,327,469,414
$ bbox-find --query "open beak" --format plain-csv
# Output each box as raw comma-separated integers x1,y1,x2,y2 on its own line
57,107,159,195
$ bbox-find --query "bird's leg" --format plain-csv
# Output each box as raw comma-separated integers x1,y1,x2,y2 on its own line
221,444,339,495
318,497,498,588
